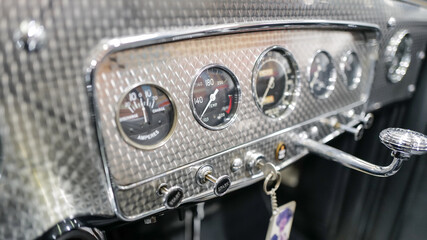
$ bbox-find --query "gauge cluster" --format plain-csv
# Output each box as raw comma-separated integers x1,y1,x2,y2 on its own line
90,22,380,219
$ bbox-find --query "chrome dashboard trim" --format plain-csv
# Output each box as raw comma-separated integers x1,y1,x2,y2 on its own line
85,20,381,221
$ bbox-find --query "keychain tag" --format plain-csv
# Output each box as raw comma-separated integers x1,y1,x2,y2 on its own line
265,201,296,240
261,164,296,240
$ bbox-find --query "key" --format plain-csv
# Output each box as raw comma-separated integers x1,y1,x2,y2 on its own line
264,171,281,215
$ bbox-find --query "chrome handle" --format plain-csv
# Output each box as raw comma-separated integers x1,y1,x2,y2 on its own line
294,128,427,177
379,128,427,155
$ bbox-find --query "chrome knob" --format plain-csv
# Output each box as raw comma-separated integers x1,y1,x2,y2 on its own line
157,184,184,209
196,165,231,197
245,151,266,175
379,128,427,156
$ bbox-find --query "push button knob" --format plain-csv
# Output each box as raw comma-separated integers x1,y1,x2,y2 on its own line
157,184,184,209
196,165,231,197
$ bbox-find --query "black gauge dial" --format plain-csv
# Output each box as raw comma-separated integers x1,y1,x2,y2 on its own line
116,84,176,150
308,51,337,99
191,65,240,130
253,47,300,118
385,30,412,83
340,51,362,90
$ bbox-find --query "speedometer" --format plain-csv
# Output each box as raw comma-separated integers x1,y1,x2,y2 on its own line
252,46,300,118
190,65,240,130
116,83,177,150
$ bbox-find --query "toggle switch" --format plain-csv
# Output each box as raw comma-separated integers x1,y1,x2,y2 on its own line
357,113,374,129
323,117,364,141
157,183,184,209
196,165,231,197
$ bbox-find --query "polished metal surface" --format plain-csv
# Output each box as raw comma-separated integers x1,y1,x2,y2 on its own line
295,134,404,177
90,23,378,219
1,0,427,239
379,128,427,155
13,20,46,52
92,24,378,186
295,127,427,177
384,30,412,83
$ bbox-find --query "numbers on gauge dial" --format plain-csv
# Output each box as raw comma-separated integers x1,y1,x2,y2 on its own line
191,66,240,130
117,84,176,149
253,47,300,118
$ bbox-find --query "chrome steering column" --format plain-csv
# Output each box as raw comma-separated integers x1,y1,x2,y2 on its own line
294,128,427,177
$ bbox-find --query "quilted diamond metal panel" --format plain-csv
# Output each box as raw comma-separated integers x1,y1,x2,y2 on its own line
1,0,427,239
92,26,379,219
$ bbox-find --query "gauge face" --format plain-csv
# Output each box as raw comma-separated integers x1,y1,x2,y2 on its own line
116,84,176,150
308,51,337,99
385,30,412,83
340,51,362,90
191,65,240,130
252,47,300,118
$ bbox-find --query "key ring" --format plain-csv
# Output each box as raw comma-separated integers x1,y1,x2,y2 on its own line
263,171,281,195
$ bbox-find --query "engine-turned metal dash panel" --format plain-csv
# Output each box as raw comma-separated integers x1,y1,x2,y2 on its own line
90,22,379,219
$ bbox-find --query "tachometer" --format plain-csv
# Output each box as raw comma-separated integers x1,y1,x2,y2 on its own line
190,65,240,130
116,83,177,150
252,46,300,118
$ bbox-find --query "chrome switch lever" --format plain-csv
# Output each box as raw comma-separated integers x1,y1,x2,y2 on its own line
157,184,184,209
196,165,231,196
323,117,364,141
357,113,374,129
294,128,427,177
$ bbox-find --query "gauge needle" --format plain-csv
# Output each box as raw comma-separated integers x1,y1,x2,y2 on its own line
141,98,148,123
200,88,219,118
259,76,275,108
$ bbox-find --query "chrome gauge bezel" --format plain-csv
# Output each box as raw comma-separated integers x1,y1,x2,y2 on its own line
190,64,241,131
251,46,301,119
384,30,412,83
340,50,362,90
115,83,178,150
307,50,337,99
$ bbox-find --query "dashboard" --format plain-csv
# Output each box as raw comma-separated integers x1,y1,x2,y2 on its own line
89,22,379,220
1,0,427,240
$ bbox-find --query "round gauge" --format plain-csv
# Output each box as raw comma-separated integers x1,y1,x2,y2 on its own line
190,65,240,130
252,46,300,118
308,51,337,99
340,51,362,90
116,84,177,150
385,30,412,83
